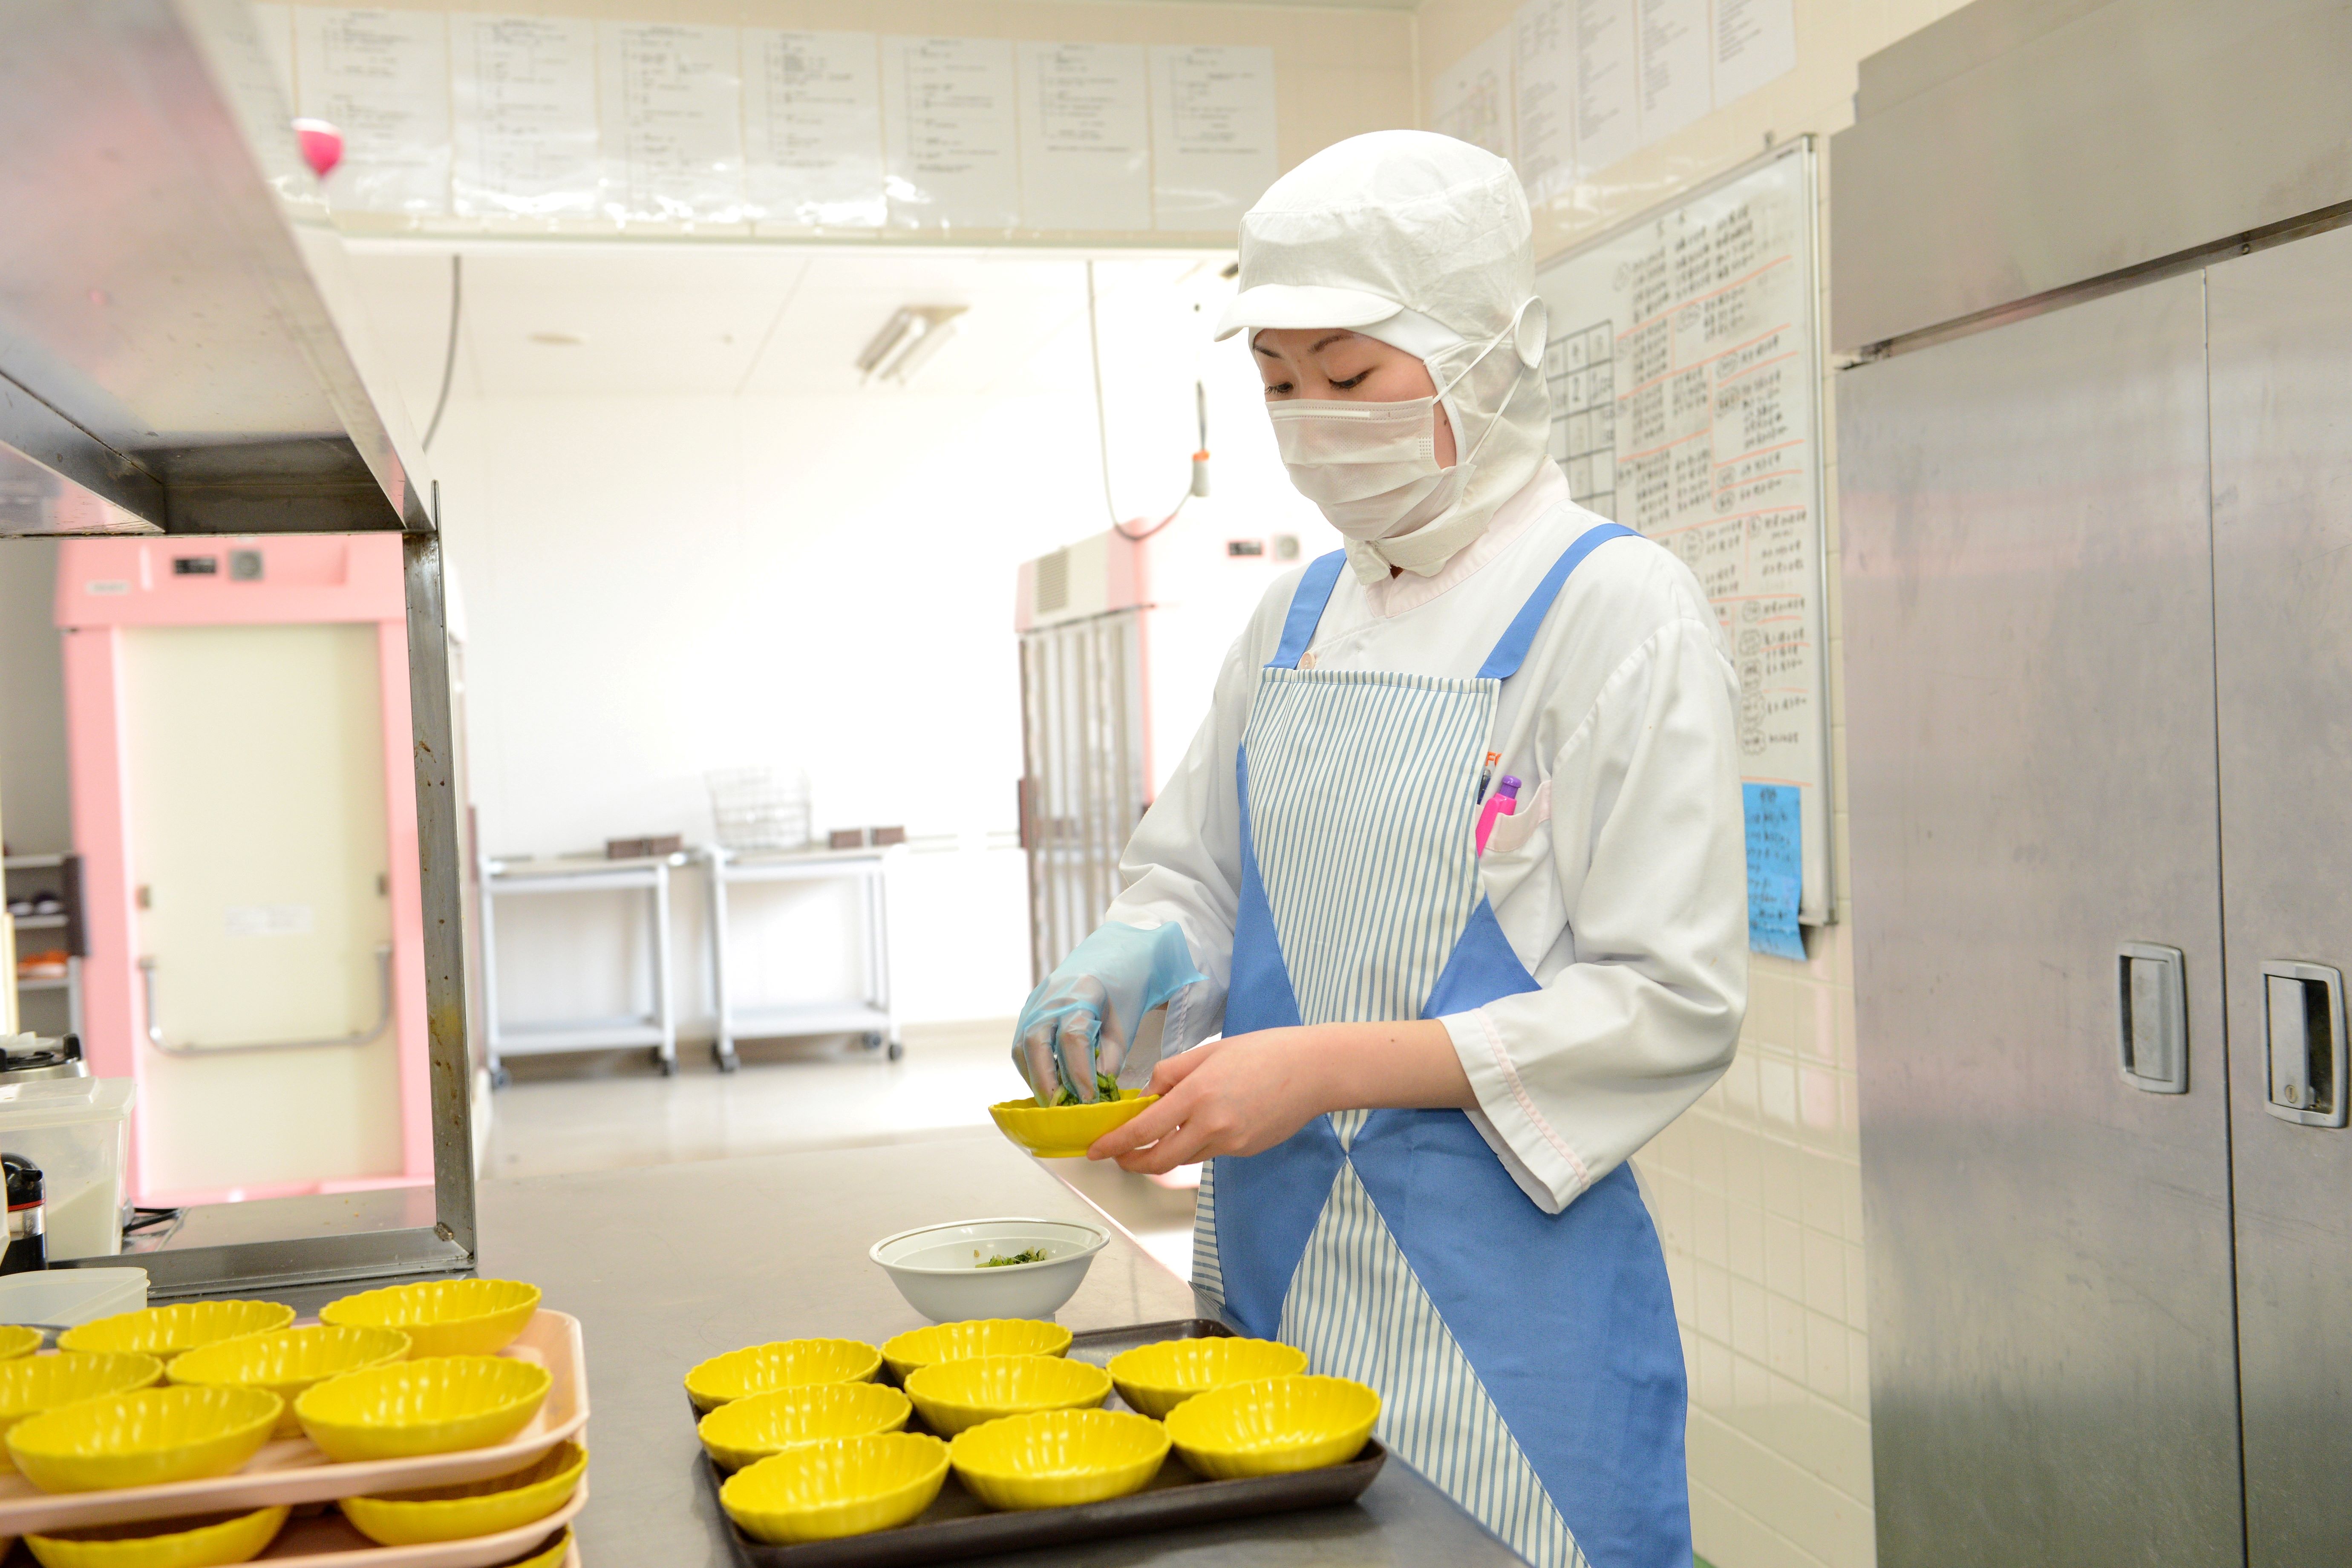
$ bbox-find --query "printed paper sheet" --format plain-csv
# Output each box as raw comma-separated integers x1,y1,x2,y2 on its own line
1017,42,1151,232
295,7,450,216
1149,45,1279,233
1430,25,1516,162
452,15,597,219
745,30,885,228
1513,0,1579,203
597,22,744,222
882,36,1020,231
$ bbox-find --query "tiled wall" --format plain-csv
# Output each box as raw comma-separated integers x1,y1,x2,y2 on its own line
1640,928,1870,1568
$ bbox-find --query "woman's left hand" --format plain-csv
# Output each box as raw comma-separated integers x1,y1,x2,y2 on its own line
1086,1029,1329,1173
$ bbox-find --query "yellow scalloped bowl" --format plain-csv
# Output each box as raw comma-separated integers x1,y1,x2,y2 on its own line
167,1325,412,1438
0,1325,42,1362
492,1528,571,1568
684,1340,881,1416
338,1438,585,1545
22,1503,289,1568
295,1356,551,1462
58,1304,294,1360
720,1433,948,1544
880,1319,1072,1382
948,1408,1169,1510
7,1386,282,1493
1163,1375,1380,1479
902,1353,1110,1437
1107,1337,1310,1419
698,1384,911,1473
319,1280,541,1359
0,1353,166,1470
987,1095,1159,1159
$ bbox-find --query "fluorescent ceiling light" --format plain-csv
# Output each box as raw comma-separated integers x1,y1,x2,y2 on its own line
855,305,968,385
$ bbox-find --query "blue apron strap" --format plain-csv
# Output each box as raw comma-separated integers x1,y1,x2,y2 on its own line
1267,550,1349,669
1476,522,1641,680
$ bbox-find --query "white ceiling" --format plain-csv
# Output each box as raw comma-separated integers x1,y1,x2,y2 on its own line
342,245,1237,410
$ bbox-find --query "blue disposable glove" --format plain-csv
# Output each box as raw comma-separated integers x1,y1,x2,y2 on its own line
1013,922,1206,1106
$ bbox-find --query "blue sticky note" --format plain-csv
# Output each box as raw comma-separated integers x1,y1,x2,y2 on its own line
1744,783,1806,961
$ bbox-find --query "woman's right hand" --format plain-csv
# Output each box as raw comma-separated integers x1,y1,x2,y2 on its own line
1008,922,1206,1104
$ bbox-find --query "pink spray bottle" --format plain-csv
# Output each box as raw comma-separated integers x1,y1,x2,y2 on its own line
1475,775,1521,857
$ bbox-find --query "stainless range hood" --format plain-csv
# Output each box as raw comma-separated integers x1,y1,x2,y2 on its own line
0,0,432,535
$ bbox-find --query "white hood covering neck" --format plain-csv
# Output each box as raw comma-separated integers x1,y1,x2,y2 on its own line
1219,131,1554,585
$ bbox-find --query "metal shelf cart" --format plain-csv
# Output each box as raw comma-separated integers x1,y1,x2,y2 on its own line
5,854,84,1038
480,850,687,1084
700,844,900,1072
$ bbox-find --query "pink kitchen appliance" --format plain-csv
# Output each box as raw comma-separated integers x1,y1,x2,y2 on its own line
54,533,431,1207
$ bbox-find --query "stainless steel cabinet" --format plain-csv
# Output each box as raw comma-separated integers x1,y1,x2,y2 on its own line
2209,224,2352,1567
1841,275,2246,1565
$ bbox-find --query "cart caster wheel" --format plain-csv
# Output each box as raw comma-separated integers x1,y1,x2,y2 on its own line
861,1032,883,1052
887,1040,904,1061
714,1044,739,1073
656,1049,679,1077
490,1066,511,1091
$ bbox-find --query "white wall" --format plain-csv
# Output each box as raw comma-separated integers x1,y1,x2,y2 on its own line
346,244,1331,1033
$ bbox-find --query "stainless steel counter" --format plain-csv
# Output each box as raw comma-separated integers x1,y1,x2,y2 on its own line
474,1130,1522,1565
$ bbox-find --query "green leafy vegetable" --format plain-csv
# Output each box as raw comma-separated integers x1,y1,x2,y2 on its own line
1053,1072,1126,1108
980,1247,1049,1268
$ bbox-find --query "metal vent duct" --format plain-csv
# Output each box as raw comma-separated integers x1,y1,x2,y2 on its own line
0,0,432,535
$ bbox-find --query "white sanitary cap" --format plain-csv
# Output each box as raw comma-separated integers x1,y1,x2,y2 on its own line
1216,131,1556,582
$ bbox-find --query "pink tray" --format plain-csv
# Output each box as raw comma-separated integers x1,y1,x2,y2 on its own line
247,1478,586,1566
0,1310,587,1537
0,1479,587,1568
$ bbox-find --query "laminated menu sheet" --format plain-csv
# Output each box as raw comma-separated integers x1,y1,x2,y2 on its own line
597,22,744,222
1532,139,1832,926
1148,45,1279,233
1430,25,1516,163
1018,42,1152,232
745,30,885,228
452,14,597,219
882,36,1021,230
1455,0,1797,195
295,6,450,215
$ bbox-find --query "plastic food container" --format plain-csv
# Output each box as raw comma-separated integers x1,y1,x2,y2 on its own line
0,1079,134,1260
0,1270,147,1330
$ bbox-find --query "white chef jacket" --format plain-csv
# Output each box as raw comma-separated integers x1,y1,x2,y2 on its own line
1109,461,1748,1212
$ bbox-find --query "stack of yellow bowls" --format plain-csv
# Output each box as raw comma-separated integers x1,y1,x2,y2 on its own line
0,1279,575,1565
308,1278,579,1562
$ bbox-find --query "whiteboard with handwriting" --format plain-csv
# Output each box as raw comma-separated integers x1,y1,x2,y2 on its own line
1533,139,1831,925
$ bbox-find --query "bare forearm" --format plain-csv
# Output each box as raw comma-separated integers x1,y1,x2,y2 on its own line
1291,1019,1473,1113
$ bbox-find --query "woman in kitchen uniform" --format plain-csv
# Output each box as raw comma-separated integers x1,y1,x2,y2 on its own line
1013,131,1747,1568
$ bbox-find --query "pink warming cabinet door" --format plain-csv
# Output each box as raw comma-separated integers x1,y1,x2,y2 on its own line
54,535,432,1207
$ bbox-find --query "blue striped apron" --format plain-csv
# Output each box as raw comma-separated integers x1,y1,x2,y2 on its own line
1190,524,1690,1568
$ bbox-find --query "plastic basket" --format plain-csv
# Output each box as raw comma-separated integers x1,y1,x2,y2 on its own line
706,767,811,853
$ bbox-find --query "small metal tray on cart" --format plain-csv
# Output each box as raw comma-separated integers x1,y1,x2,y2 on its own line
702,1318,1385,1567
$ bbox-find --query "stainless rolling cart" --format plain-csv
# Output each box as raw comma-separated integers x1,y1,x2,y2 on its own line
699,844,900,1072
480,851,687,1083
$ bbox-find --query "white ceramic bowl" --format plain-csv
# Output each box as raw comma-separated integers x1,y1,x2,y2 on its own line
869,1219,1110,1324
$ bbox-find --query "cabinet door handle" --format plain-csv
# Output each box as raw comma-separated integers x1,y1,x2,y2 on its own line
2117,943,2189,1093
2262,960,2348,1128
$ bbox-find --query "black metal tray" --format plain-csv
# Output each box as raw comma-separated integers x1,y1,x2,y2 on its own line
703,1318,1385,1567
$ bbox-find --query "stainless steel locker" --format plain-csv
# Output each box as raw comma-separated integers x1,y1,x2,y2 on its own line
1840,274,2245,1565
2209,222,2352,1566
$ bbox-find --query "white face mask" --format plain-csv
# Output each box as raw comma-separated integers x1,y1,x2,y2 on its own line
1265,325,1520,543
